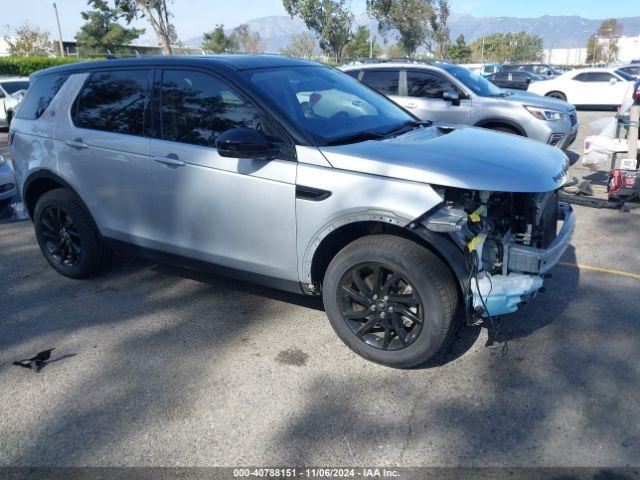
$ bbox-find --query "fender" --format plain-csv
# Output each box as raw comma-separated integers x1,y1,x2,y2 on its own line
474,117,527,136
22,169,98,233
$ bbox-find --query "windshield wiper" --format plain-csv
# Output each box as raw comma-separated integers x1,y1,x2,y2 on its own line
384,120,432,136
325,131,386,146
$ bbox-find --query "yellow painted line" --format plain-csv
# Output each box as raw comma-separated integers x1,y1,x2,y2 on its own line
558,261,640,280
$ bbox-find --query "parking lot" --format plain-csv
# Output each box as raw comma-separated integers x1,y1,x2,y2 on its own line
1,112,639,467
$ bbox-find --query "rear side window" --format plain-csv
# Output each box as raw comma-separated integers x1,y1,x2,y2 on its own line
360,70,399,95
344,70,361,80
16,74,68,120
406,70,457,98
159,69,263,148
73,69,150,136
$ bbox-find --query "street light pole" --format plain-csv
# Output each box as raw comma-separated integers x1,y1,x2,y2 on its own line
52,2,64,57
368,0,373,59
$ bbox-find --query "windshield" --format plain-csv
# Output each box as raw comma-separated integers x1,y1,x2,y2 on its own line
616,69,637,81
242,66,415,146
440,64,503,97
1,81,29,95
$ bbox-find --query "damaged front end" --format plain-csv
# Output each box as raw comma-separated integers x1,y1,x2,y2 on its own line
411,187,576,323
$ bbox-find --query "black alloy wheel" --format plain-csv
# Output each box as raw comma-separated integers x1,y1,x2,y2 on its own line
338,262,423,351
39,205,82,267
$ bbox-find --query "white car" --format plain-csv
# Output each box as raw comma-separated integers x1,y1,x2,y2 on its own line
527,68,636,108
0,77,29,128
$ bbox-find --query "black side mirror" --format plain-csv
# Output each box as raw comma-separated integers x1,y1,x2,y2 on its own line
442,90,461,106
216,128,280,159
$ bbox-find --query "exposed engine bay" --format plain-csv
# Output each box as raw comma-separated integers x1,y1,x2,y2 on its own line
417,187,576,321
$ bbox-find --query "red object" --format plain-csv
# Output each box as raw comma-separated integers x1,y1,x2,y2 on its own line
309,92,322,105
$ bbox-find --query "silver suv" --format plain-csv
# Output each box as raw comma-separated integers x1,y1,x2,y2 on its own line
341,62,579,150
10,56,575,368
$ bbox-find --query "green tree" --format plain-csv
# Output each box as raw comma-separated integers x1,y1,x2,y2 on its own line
429,0,450,60
385,42,405,58
202,24,235,53
470,32,542,63
372,0,434,57
448,34,470,63
281,32,319,59
230,24,262,53
345,25,381,59
76,0,145,56
110,0,175,55
587,19,622,65
3,23,53,57
283,0,352,62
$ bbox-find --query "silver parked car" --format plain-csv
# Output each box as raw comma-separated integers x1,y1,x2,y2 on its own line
0,77,29,128
341,62,579,150
11,56,575,368
0,154,17,205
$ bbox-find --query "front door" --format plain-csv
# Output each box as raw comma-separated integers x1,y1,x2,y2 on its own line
399,69,472,124
147,68,298,281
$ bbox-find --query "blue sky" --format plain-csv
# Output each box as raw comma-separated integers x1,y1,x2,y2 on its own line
4,0,639,43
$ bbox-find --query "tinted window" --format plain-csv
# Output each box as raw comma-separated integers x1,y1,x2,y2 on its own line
160,70,263,148
493,73,509,81
407,70,457,98
73,69,149,136
575,72,616,83
360,70,399,95
344,70,361,79
512,72,528,81
1,81,30,94
16,74,67,120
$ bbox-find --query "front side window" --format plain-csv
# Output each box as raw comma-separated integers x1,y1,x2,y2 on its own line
587,72,616,82
16,74,67,120
73,69,150,136
360,69,399,95
407,70,457,98
242,66,414,146
440,64,503,97
159,70,265,148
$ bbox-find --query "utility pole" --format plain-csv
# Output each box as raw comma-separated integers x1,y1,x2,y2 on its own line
52,2,64,57
368,0,373,59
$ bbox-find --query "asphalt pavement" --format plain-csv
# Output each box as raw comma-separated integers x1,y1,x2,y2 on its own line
1,112,639,467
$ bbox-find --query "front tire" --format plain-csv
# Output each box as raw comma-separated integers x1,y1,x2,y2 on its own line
322,235,459,368
546,91,567,101
34,188,107,279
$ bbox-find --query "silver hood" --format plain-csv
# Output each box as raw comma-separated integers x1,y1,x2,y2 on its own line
319,125,569,193
502,90,575,111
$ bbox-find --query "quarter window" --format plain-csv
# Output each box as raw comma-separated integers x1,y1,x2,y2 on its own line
16,74,68,120
360,70,399,95
406,70,457,98
159,70,263,148
73,69,150,136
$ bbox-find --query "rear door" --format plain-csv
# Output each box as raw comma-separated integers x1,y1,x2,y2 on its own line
401,69,471,124
510,72,531,90
146,68,298,281
490,72,510,89
359,69,403,105
54,68,156,243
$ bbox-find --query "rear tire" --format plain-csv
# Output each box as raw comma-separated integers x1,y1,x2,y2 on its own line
34,188,107,279
546,91,567,101
322,234,459,368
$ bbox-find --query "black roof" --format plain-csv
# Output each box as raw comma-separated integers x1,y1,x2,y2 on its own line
31,54,320,78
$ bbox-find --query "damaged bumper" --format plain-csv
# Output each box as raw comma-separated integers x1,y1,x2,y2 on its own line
472,202,576,317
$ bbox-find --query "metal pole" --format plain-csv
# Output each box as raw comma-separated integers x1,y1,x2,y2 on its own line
52,2,64,57
627,105,639,167
368,0,373,59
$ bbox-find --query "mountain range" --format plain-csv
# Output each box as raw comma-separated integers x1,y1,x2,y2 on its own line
185,13,640,52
